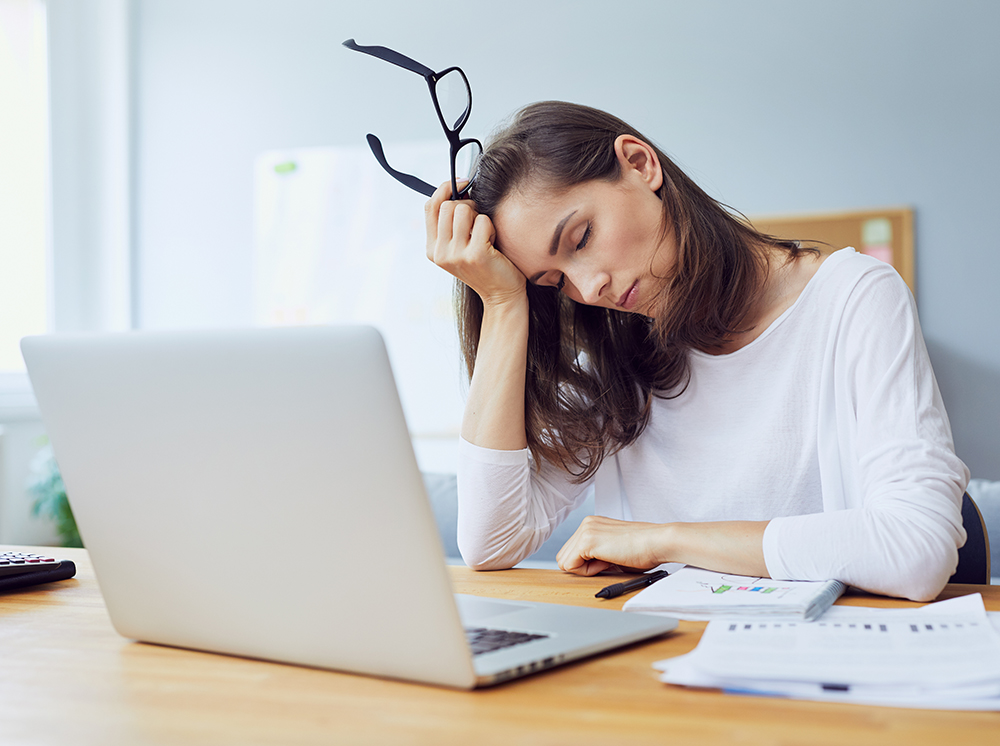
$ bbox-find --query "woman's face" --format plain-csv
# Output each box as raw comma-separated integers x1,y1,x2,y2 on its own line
490,137,675,318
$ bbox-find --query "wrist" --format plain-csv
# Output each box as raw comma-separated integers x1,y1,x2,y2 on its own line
654,523,680,565
480,293,530,336
481,289,528,316
652,521,770,576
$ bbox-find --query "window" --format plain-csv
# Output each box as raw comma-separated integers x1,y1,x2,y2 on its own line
0,0,48,374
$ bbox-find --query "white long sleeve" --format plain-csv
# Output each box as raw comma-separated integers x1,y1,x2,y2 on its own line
762,252,968,600
457,249,969,599
456,438,593,570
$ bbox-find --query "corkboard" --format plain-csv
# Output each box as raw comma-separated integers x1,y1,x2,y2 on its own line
749,207,915,296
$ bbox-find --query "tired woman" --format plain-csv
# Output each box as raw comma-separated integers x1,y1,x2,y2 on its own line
424,101,968,602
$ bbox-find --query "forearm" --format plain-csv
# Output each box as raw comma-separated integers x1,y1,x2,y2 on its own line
460,296,530,451
423,181,531,452
664,521,769,577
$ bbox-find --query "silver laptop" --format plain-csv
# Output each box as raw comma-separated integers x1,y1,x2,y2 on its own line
21,326,676,689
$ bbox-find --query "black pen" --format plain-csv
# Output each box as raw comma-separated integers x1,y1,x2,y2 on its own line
595,569,670,599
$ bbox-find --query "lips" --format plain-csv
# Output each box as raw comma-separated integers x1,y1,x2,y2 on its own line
617,281,639,311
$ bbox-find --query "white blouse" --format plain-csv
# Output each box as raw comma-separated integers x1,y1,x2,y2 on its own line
456,248,969,601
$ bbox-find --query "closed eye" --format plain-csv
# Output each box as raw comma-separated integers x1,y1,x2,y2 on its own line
543,223,591,292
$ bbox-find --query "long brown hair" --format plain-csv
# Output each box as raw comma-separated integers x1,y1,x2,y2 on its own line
459,101,808,481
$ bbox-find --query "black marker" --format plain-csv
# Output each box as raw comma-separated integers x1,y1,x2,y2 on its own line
595,569,670,599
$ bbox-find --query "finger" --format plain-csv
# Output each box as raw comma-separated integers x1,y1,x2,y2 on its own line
561,556,613,576
556,533,589,573
436,200,480,259
618,565,650,574
436,199,457,246
470,212,496,250
451,203,477,245
556,516,628,576
424,181,455,245
580,559,614,576
555,534,574,569
555,515,595,569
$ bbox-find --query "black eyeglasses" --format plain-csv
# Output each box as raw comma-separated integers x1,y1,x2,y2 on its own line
343,39,482,200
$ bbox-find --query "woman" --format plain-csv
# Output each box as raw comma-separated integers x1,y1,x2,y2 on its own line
424,101,968,601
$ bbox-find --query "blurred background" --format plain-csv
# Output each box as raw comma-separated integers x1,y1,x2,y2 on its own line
1,0,998,546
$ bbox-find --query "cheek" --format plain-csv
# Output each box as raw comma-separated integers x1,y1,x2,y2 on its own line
632,212,671,270
606,221,653,266
608,199,661,262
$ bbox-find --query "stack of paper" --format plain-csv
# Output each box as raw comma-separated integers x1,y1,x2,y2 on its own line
654,594,1000,710
623,567,845,621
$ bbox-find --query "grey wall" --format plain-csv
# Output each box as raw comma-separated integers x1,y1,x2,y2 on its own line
131,0,1000,478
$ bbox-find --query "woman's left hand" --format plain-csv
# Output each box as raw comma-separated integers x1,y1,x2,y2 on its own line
557,516,771,578
555,515,671,576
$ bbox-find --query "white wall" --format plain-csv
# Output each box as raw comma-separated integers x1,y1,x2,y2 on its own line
8,0,994,544
125,0,1000,479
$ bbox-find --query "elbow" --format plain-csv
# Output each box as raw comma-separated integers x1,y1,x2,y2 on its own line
460,553,515,572
844,501,964,602
456,525,538,572
457,540,518,572
873,535,959,603
910,548,959,603
456,530,518,571
889,575,949,604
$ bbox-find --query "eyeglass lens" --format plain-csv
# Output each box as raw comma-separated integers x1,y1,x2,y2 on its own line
436,69,471,132
454,140,482,186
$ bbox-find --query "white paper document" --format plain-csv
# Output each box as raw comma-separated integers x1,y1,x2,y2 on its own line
653,594,1000,710
623,567,845,621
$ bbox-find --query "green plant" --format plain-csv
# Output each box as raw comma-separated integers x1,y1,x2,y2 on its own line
26,439,83,548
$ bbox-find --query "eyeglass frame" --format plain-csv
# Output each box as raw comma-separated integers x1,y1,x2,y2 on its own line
343,39,482,200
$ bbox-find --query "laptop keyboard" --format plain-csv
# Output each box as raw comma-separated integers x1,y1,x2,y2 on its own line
465,626,550,656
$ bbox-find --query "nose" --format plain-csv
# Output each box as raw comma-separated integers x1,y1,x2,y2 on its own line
570,269,611,305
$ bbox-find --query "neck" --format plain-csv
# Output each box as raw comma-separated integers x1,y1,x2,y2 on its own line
709,244,827,355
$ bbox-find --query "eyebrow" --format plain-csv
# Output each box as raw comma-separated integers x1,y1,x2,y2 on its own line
550,210,577,256
529,210,577,284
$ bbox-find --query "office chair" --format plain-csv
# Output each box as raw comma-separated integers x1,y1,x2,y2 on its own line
949,493,992,584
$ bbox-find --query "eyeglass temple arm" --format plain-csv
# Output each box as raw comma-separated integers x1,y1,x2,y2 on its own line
342,39,436,79
365,134,436,198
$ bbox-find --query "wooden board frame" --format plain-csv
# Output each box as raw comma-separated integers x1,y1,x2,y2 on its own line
749,207,915,296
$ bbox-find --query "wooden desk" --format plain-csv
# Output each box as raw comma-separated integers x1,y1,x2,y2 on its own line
1,546,998,745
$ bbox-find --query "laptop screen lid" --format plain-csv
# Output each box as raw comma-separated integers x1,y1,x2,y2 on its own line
22,326,480,688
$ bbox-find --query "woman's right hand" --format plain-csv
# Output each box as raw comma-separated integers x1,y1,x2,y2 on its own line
424,181,526,307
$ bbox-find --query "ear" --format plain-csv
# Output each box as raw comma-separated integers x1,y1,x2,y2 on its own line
614,135,663,192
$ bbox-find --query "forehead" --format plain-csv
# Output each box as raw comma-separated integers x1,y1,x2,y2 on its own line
492,180,608,261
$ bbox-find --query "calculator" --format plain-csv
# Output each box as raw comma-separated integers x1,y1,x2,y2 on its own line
0,551,64,577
